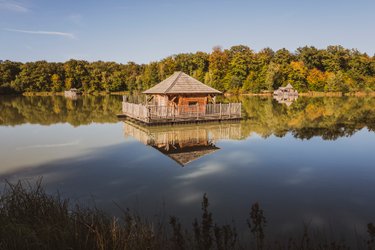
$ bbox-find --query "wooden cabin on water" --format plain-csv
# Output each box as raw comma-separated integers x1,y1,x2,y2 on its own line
120,71,242,124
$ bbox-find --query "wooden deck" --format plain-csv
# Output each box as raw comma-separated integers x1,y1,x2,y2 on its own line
120,101,242,125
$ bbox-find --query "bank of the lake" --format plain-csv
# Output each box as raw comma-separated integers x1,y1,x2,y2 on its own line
5,90,374,98
19,91,131,96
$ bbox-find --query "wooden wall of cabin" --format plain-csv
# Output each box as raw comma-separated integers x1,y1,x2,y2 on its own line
151,94,212,108
154,94,168,106
177,95,208,114
178,96,207,106
150,94,216,115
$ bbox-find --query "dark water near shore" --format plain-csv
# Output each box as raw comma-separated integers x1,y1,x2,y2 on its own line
1,95,375,240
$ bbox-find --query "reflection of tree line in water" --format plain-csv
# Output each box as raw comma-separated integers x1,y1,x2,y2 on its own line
238,96,375,140
1,96,375,139
0,95,122,126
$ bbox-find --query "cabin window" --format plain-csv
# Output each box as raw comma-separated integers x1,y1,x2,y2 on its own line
188,101,198,106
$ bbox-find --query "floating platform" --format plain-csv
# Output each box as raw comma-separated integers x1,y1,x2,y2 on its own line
117,102,242,125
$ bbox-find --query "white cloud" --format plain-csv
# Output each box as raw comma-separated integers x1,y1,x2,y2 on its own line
177,163,226,180
0,0,28,12
4,28,76,39
17,140,80,150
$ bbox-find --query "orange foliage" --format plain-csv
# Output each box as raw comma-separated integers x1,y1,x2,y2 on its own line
306,68,327,91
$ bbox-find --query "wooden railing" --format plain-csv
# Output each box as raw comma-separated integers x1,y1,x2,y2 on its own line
122,101,242,123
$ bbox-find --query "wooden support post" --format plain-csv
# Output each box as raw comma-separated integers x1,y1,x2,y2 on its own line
147,106,151,123
229,103,231,118
219,103,222,119
196,104,199,120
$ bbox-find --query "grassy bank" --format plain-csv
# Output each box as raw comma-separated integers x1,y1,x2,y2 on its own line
0,180,374,250
21,91,130,96
16,90,375,97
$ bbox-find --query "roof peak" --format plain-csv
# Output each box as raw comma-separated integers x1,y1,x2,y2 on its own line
164,71,183,93
143,71,222,95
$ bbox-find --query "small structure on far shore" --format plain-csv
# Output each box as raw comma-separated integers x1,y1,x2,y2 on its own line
120,72,242,124
64,88,81,99
273,83,298,97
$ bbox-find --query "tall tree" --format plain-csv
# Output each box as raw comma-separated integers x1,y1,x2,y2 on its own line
206,46,229,91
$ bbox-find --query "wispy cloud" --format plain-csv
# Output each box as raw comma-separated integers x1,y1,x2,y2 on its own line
4,28,76,39
0,0,28,12
17,140,80,150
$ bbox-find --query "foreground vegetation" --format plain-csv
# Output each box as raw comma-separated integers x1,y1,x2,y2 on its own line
1,45,375,95
0,180,374,250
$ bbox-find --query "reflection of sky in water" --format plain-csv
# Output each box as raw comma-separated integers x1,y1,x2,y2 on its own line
1,122,375,239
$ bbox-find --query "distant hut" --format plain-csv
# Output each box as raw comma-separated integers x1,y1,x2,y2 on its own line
143,71,222,111
64,88,81,99
273,83,298,96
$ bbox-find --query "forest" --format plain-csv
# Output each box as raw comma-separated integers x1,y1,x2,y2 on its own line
1,45,375,94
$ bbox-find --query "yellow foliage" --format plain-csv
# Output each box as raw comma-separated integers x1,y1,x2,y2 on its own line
290,61,307,74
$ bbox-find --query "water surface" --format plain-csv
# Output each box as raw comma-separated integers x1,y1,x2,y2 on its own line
1,95,375,240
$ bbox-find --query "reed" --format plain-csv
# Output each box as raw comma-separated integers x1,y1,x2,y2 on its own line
0,180,373,250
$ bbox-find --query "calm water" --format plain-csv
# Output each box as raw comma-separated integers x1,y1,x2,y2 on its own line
1,95,375,239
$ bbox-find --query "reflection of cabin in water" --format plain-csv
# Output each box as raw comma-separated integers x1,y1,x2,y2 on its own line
123,120,242,166
121,72,241,124
274,95,298,107
273,83,298,97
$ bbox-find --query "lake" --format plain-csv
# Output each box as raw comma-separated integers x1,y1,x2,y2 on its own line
0,95,375,241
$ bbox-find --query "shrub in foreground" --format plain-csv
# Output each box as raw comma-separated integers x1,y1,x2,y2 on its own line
0,180,374,250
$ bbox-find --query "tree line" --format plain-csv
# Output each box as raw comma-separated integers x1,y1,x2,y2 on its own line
1,45,375,94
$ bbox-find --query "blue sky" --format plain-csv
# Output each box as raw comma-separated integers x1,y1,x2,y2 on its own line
1,0,374,63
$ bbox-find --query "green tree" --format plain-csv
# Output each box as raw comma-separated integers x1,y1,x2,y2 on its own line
64,60,89,90
206,46,229,91
288,61,308,92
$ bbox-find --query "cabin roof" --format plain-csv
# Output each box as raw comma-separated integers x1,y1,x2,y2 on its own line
143,71,222,95
154,144,220,166
285,83,293,89
279,83,294,90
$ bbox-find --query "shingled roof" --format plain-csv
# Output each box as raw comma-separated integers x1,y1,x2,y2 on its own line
154,144,220,166
143,71,222,95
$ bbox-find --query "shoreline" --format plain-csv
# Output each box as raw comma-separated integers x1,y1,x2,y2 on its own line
1,91,374,97
19,91,130,96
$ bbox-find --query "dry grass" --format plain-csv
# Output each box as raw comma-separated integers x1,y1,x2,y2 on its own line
22,92,64,96
0,180,373,250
